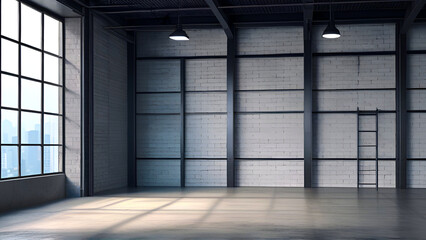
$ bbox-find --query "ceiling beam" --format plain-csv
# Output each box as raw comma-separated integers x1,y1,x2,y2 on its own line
400,0,426,34
97,0,414,14
204,0,233,38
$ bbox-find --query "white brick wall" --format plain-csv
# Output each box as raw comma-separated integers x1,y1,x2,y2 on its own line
407,54,426,88
136,60,180,92
137,93,180,114
186,59,226,91
314,55,395,90
313,91,395,111
313,160,395,188
133,24,407,188
185,114,226,158
314,114,357,158
93,16,128,193
185,93,226,113
237,27,303,55
137,29,226,57
407,24,426,51
313,160,357,187
359,160,395,188
237,58,304,90
185,160,226,187
236,160,304,187
407,161,426,188
137,160,180,186
236,91,303,112
313,23,395,52
65,18,81,197
408,90,426,111
136,115,180,158
407,113,426,158
314,113,395,159
235,114,304,158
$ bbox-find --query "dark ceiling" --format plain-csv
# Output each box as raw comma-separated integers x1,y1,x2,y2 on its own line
78,0,425,30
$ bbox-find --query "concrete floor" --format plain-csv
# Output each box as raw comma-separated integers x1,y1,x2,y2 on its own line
0,188,426,239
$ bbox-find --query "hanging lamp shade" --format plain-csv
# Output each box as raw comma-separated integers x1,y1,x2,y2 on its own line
169,24,189,41
322,20,341,39
322,0,341,39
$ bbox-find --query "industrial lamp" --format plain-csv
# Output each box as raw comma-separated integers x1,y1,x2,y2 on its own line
169,0,189,41
169,23,189,41
322,0,341,39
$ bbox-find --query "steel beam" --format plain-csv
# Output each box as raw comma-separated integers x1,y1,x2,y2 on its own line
127,32,137,187
401,0,426,34
204,0,233,38
396,24,407,189
99,0,414,14
226,27,236,187
303,2,314,188
82,8,94,196
180,59,186,187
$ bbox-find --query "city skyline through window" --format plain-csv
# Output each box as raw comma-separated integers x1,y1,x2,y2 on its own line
0,0,63,179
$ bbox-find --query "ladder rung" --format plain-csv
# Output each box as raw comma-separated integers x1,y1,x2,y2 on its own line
358,145,377,147
359,183,377,185
359,170,377,172
358,130,377,132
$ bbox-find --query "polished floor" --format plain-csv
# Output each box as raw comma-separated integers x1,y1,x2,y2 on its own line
0,187,426,239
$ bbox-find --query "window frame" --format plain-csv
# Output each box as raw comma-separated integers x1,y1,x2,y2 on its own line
0,0,65,180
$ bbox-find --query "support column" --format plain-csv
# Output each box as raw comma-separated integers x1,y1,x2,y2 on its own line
82,8,94,196
396,24,407,189
127,32,136,187
303,6,313,188
180,59,186,187
227,29,236,187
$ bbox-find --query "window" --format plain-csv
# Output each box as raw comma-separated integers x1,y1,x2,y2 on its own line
0,0,63,179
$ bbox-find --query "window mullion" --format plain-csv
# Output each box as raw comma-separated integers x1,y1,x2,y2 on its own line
17,0,22,177
41,13,44,174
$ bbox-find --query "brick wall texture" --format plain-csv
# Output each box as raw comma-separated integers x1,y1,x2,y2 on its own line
93,16,128,193
65,18,81,197
133,23,426,188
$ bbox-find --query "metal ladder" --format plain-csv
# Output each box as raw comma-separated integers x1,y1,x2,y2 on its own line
357,108,379,190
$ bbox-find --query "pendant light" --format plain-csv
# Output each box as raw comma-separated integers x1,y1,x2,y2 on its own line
322,0,340,39
169,0,189,41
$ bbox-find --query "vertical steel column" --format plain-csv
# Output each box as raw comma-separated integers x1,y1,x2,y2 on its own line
396,24,407,189
376,108,379,190
82,8,94,196
303,5,313,188
226,28,236,187
127,32,136,187
180,58,186,187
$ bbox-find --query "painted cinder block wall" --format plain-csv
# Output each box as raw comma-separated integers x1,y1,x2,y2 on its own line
92,16,128,193
135,23,426,188
407,24,426,188
64,18,82,197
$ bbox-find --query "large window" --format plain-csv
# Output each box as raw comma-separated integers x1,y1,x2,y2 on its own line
0,0,63,179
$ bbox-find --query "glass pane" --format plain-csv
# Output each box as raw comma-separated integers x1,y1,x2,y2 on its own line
1,109,18,144
44,15,62,55
21,4,41,48
21,146,41,176
21,46,42,80
1,74,18,108
1,0,19,40
21,112,41,144
44,115,61,144
1,39,18,74
44,84,62,113
1,146,19,178
21,79,41,111
44,54,62,84
44,146,61,173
